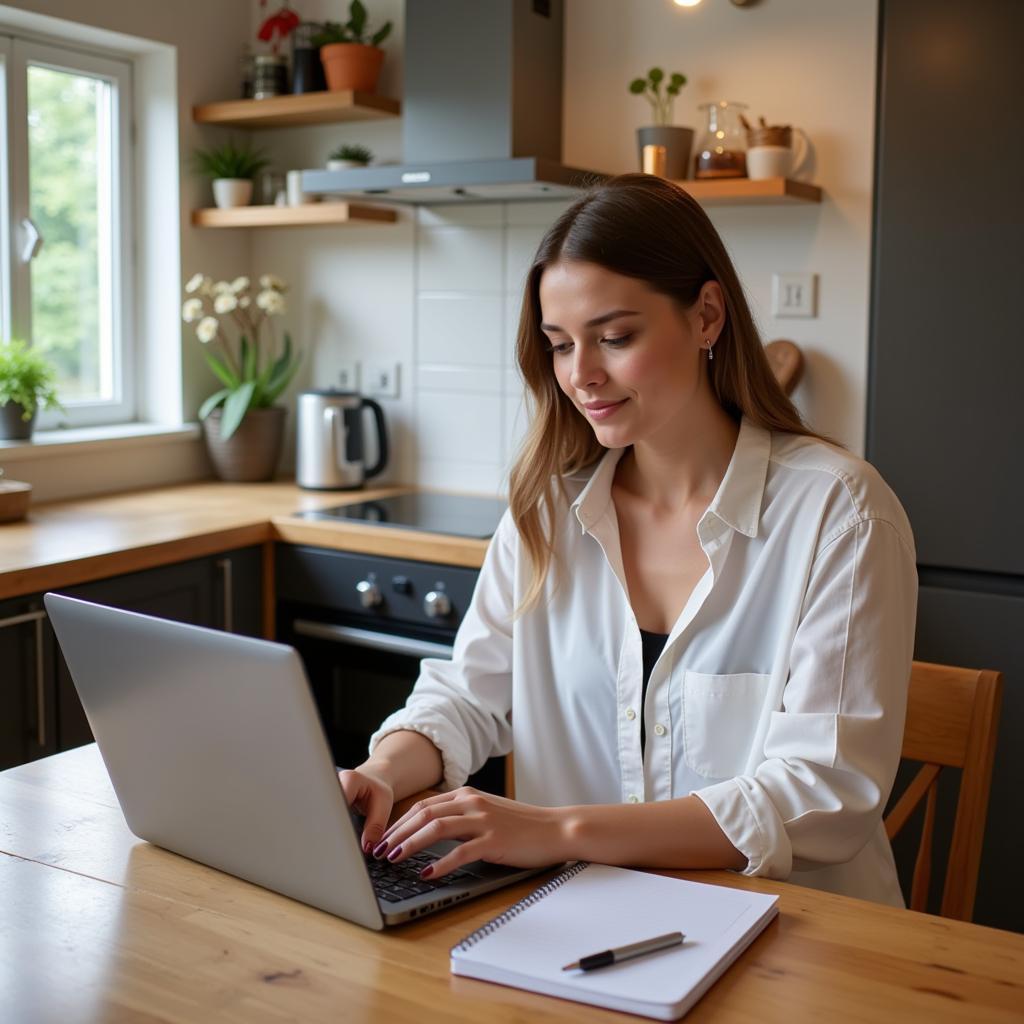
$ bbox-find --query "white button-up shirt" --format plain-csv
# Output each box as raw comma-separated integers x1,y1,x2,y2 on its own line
370,418,918,906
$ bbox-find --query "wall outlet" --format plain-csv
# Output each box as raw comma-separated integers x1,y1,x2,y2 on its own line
337,361,360,392
367,361,400,398
771,272,817,318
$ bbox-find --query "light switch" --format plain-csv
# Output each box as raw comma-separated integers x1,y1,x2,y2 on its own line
367,361,400,398
771,273,817,318
337,361,360,392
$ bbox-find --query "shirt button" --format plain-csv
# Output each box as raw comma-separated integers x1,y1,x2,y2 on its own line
625,708,636,721
628,794,640,804
654,723,666,737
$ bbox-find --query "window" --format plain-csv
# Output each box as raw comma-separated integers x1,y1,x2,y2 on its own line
1,36,133,427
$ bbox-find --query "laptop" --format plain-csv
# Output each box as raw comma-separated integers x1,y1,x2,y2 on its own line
44,592,543,929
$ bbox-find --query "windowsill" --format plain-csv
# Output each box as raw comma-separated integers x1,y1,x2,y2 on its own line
0,422,201,462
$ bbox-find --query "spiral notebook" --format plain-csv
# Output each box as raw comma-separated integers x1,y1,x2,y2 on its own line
450,863,779,1021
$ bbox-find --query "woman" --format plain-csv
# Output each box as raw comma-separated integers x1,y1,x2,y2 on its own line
340,174,918,905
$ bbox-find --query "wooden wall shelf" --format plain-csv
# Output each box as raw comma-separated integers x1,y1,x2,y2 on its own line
192,90,400,129
675,177,822,205
190,203,398,229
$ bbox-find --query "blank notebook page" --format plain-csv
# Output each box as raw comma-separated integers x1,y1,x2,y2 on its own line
450,863,779,1020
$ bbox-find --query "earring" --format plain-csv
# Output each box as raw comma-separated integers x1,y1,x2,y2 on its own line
705,337,714,361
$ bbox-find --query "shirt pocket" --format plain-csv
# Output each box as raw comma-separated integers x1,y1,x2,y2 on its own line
681,671,771,779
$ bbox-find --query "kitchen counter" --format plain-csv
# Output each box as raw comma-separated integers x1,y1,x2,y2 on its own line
0,480,493,602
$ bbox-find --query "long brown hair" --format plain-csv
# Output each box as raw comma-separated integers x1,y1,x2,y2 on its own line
509,173,829,613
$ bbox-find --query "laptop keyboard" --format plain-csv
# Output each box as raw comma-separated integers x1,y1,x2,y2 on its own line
365,851,477,903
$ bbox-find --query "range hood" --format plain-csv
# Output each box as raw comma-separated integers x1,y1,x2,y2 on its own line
303,0,606,204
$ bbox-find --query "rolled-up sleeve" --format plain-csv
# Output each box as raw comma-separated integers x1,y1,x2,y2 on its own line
694,516,918,878
368,511,517,790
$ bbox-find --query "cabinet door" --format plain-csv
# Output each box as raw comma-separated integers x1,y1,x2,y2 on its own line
0,595,57,770
53,546,264,752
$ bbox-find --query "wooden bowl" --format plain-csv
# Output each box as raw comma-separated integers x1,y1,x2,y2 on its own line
0,480,32,523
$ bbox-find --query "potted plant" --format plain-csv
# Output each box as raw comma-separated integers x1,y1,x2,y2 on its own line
0,340,63,441
182,272,301,481
314,1,393,93
629,67,692,180
327,143,374,170
193,140,270,209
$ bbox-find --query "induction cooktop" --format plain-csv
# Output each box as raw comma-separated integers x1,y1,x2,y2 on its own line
298,493,507,540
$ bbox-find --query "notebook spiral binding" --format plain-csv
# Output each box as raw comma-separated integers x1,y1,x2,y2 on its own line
450,861,591,954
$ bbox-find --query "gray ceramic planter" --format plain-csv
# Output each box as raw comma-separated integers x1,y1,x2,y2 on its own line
202,405,287,482
636,126,695,181
0,402,36,440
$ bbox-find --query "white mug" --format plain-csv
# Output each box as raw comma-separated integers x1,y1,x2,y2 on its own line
747,145,792,180
286,169,319,206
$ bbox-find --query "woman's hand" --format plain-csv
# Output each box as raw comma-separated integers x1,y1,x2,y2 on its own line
338,766,395,854
371,787,567,878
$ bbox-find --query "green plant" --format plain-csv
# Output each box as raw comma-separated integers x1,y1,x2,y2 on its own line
329,143,373,164
182,273,301,441
0,340,63,420
192,140,269,181
629,68,687,126
313,1,393,47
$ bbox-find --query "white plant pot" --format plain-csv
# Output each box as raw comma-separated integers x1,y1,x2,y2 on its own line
212,178,253,209
327,159,369,171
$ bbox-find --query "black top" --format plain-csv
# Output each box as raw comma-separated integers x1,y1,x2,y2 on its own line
639,628,669,755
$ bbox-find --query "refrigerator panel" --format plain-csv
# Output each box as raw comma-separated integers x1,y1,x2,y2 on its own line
867,0,1024,575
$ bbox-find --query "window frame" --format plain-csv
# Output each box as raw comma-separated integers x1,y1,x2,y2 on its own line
3,34,135,427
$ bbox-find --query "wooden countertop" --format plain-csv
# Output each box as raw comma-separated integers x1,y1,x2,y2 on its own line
3,744,1023,1023
0,480,492,601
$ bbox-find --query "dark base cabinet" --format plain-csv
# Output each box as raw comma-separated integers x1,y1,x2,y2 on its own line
0,595,57,771
0,547,262,770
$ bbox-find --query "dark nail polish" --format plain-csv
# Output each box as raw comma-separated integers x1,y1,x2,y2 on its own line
420,865,434,879
387,845,403,862
372,841,388,858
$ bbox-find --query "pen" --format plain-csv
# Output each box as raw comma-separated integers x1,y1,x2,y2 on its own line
562,930,685,971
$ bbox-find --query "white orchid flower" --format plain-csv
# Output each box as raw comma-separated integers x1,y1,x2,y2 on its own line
196,316,219,344
238,295,251,309
256,289,286,315
230,276,250,293
214,292,239,314
185,273,205,294
258,274,286,291
181,297,204,323
211,280,232,295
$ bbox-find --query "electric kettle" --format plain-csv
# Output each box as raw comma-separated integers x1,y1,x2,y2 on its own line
296,390,389,490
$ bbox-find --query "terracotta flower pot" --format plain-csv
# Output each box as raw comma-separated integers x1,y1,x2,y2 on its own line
320,43,384,93
202,405,287,482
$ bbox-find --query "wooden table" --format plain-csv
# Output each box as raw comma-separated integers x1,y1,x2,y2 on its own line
1,746,1022,1023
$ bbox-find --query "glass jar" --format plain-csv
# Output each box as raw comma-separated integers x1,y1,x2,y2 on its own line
252,55,289,100
694,101,749,179
292,23,327,94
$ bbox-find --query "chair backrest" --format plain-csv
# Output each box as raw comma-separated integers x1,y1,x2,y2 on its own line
885,660,1003,921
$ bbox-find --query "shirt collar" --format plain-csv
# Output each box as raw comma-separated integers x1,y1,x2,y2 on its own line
571,416,771,539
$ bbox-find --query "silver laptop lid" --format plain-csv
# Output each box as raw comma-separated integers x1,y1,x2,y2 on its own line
44,592,384,930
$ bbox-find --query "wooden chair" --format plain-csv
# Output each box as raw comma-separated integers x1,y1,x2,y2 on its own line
884,660,1003,921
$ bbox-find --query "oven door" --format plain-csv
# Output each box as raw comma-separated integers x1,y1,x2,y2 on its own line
287,618,505,794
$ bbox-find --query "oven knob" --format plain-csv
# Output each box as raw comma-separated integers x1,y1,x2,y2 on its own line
423,590,451,619
356,579,382,608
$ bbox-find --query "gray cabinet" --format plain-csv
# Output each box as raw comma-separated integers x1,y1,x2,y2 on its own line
0,546,263,769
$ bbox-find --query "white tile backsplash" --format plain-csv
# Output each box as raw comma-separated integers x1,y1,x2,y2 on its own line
416,366,503,394
417,227,504,292
417,294,504,366
411,202,564,493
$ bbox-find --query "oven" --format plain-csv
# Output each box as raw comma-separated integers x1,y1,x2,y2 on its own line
275,544,505,794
